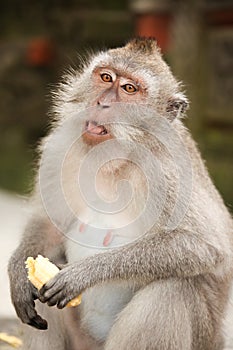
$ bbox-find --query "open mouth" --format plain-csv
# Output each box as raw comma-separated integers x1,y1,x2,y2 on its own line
82,120,112,145
85,121,108,135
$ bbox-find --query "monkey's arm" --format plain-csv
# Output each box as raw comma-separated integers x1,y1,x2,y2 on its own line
8,216,63,329
39,228,230,309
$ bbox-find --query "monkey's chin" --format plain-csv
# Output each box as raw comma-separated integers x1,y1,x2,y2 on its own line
82,131,112,146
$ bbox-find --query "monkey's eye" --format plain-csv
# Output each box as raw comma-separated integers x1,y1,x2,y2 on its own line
122,84,137,94
100,73,113,83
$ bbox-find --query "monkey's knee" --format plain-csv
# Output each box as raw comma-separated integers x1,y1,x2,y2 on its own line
104,280,192,350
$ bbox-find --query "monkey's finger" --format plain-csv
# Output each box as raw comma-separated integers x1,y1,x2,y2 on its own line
39,276,59,294
25,303,48,330
56,263,66,270
46,290,65,307
15,298,48,330
27,315,48,330
57,298,70,309
46,299,58,307
32,285,40,299
39,282,63,302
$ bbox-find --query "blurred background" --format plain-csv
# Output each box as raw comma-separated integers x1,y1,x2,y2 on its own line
0,0,233,205
0,0,233,345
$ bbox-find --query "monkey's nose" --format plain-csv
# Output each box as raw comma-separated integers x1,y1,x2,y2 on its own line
97,101,110,109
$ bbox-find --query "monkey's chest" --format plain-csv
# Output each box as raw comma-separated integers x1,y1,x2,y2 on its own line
66,237,135,342
66,205,142,254
67,238,135,341
65,211,137,341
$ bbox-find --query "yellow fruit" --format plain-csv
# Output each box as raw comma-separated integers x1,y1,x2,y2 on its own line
0,332,22,348
25,255,81,307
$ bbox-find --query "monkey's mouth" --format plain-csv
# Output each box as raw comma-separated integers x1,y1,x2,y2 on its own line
82,120,112,145
85,121,108,135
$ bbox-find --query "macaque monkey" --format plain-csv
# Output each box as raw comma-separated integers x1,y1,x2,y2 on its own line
8,38,233,350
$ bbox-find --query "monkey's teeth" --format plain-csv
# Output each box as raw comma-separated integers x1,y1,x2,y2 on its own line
85,120,108,135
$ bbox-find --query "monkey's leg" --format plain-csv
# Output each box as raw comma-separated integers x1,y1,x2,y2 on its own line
22,301,103,350
104,278,224,350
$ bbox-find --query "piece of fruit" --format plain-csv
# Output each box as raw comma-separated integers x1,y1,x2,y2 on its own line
25,255,82,307
0,332,22,348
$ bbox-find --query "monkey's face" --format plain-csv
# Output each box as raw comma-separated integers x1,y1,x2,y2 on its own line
54,39,188,149
82,66,148,146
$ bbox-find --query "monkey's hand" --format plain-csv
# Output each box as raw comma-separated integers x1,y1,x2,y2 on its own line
39,262,88,309
8,257,48,330
12,277,48,330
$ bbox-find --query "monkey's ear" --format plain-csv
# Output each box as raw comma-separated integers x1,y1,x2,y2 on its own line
166,93,189,120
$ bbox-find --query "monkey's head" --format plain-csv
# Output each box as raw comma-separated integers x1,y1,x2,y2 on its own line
42,39,191,231
54,38,188,147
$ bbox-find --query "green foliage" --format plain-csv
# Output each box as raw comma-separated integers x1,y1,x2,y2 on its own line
197,129,233,211
0,129,35,194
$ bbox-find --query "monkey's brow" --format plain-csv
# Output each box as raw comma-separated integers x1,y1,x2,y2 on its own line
94,65,137,80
